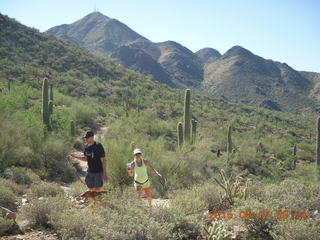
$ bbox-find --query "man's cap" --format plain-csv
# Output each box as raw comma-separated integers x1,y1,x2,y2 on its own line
133,149,142,155
83,130,94,139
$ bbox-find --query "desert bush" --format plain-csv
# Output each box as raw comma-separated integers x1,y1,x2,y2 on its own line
0,117,43,171
103,139,133,188
0,216,15,236
233,199,277,240
30,182,64,198
67,181,86,198
0,186,17,210
169,186,206,216
40,136,76,182
0,178,25,195
51,208,106,240
259,179,320,211
20,195,71,228
2,167,40,185
70,102,98,128
197,182,231,211
270,219,320,240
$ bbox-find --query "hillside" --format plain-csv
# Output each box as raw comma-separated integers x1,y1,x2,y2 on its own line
202,46,316,112
46,12,320,113
1,13,320,239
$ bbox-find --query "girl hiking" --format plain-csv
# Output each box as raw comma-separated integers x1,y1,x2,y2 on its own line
127,149,162,209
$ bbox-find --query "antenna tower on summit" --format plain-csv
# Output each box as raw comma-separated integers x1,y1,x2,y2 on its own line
94,3,99,12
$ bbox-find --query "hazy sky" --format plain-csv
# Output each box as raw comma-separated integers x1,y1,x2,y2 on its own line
1,0,320,72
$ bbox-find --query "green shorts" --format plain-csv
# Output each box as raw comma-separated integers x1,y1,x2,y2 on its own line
134,179,150,188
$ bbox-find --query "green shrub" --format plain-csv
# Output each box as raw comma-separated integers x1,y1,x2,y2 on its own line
270,219,320,240
40,136,76,183
0,186,17,210
0,117,43,171
0,178,25,195
30,182,64,198
198,182,231,211
51,208,106,240
3,167,40,185
169,187,207,216
0,216,15,236
233,199,277,240
20,195,71,228
70,102,97,128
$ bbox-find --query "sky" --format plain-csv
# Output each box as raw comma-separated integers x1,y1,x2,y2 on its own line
1,0,320,72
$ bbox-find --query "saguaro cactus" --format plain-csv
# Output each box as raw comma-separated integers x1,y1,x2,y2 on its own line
48,100,53,120
183,89,191,142
316,117,320,180
191,119,197,144
292,145,297,170
177,122,183,147
49,85,53,115
227,126,232,162
70,120,75,136
42,78,50,130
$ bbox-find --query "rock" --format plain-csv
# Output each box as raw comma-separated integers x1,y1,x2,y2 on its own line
15,216,31,233
21,198,28,206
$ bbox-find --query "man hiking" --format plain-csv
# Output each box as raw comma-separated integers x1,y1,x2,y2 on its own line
127,149,162,209
68,130,108,194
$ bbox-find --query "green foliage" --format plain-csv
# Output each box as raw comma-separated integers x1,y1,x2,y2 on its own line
40,136,76,182
0,216,15,236
203,220,231,240
270,219,320,240
0,186,17,210
0,178,25,195
70,102,97,128
214,169,250,206
19,195,71,228
30,182,64,198
2,167,40,185
234,199,276,239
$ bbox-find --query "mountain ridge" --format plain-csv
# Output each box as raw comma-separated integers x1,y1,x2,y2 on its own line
45,12,320,112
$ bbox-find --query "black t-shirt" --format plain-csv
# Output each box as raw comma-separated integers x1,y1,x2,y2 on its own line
84,142,105,173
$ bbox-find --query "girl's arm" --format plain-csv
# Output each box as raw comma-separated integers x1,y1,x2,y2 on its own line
144,160,162,177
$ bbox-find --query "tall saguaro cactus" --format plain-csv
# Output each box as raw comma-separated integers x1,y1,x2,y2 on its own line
292,145,297,170
49,85,53,115
42,78,50,130
183,89,191,143
227,126,232,162
191,119,197,144
316,117,320,180
177,122,183,147
70,120,75,136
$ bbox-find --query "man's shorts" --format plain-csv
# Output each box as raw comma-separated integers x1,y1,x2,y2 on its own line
85,171,103,188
